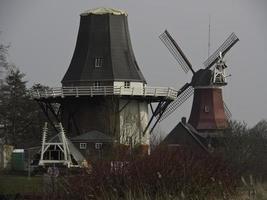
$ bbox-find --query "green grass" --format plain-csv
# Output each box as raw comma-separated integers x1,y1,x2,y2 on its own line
0,175,43,194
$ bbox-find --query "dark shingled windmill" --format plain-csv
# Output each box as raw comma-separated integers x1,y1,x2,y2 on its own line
158,30,239,135
31,8,177,154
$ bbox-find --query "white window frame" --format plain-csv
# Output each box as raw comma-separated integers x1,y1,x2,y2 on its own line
94,81,101,88
124,81,130,88
80,143,87,150
95,57,103,68
95,143,103,150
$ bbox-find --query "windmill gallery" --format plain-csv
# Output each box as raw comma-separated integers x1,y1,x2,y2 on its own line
30,8,239,167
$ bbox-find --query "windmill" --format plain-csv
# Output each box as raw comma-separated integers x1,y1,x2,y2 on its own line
31,8,177,156
158,30,239,134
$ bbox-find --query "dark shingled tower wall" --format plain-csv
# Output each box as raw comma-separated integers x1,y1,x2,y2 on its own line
60,8,150,149
62,10,146,86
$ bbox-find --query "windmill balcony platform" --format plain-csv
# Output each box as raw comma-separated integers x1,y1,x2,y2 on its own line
30,86,178,101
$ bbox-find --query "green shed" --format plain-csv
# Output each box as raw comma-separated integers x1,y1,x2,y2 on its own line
12,149,25,171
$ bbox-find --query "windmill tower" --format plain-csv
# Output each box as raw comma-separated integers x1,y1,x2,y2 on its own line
31,8,177,154
158,30,239,136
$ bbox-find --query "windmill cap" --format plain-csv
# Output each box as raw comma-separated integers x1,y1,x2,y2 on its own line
81,7,128,16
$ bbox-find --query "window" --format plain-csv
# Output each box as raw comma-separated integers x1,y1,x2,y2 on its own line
124,81,130,88
94,81,101,88
80,143,87,149
95,143,103,150
95,57,103,68
204,106,210,113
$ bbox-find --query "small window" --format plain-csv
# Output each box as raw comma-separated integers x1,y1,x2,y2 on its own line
80,143,87,149
204,106,210,113
124,81,130,88
95,143,103,150
126,136,132,146
94,81,101,88
95,57,103,68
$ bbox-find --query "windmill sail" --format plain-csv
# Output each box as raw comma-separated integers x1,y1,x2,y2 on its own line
223,101,232,119
159,30,195,74
203,32,239,69
159,83,194,122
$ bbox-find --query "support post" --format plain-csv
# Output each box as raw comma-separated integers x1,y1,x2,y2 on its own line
37,102,59,134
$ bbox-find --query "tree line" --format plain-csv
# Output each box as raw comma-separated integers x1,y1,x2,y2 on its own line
221,120,267,181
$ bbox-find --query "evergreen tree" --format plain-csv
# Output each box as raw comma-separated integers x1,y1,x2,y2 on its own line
0,34,9,85
0,37,48,148
0,67,28,146
0,37,9,142
0,67,48,147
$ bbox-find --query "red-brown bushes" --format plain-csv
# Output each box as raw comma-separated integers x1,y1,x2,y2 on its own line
62,147,237,199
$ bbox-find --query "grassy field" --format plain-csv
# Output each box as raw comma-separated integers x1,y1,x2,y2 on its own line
0,175,43,194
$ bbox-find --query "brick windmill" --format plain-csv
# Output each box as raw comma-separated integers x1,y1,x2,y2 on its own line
158,30,239,136
31,8,177,154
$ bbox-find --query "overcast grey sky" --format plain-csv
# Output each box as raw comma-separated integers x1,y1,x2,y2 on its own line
0,0,266,133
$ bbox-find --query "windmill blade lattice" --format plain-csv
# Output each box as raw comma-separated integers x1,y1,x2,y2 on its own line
159,30,194,74
203,32,239,69
223,101,232,119
159,84,194,122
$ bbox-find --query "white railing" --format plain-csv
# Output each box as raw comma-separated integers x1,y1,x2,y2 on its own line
30,86,178,100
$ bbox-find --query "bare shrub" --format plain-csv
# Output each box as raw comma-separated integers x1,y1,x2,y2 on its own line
60,147,236,199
